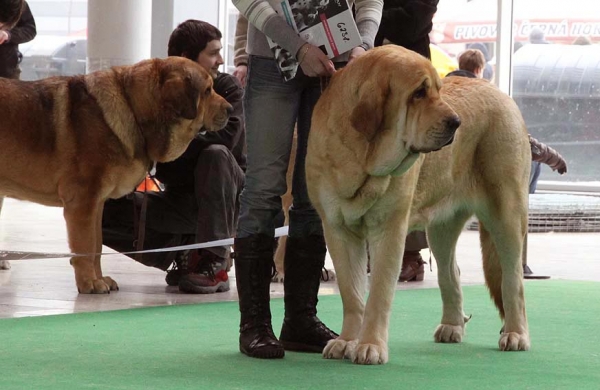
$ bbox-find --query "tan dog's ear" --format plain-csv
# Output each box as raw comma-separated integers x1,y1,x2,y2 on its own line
161,70,200,120
350,79,389,141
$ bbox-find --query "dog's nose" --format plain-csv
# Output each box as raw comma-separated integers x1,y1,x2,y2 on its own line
225,103,233,116
445,115,461,132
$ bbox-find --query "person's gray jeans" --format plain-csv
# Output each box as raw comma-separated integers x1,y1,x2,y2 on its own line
237,55,323,239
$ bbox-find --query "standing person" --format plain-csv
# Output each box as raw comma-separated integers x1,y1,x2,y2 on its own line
0,0,35,79
232,0,383,359
232,15,248,87
102,19,245,295
0,0,24,30
374,0,438,283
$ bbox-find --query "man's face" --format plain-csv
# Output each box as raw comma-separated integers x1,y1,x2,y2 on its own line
195,39,224,78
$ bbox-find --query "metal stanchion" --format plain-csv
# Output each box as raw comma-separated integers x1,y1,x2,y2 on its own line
522,229,551,280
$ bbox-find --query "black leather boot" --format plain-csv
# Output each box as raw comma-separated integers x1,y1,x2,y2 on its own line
234,235,285,359
279,235,338,352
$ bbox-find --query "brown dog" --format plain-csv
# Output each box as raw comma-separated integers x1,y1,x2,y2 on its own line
306,46,531,364
0,57,231,293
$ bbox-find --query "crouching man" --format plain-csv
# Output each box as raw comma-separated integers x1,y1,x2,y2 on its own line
102,20,245,294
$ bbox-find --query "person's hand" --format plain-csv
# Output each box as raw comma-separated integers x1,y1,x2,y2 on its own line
0,31,9,45
348,46,367,63
233,64,248,87
297,43,335,77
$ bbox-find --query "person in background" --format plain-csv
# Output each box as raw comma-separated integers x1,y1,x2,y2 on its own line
231,0,383,360
374,0,438,283
529,28,550,45
102,20,245,295
465,42,494,81
0,0,24,30
572,36,592,45
445,48,486,79
0,0,35,79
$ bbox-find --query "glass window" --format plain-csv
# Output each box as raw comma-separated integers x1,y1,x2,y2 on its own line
434,0,600,185
511,0,600,183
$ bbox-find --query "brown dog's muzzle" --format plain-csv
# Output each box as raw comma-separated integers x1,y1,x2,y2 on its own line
206,100,233,131
215,103,233,128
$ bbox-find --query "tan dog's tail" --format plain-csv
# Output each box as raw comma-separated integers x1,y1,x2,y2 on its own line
480,223,505,319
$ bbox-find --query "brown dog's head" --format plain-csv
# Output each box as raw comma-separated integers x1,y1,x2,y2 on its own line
123,57,232,162
340,45,460,176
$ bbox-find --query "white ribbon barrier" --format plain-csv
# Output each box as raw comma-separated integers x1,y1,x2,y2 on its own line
0,226,289,261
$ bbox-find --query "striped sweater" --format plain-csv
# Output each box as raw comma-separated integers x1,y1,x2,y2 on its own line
232,0,383,62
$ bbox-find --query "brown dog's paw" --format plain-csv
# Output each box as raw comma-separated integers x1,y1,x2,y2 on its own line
350,342,388,365
499,332,530,351
434,324,464,343
321,268,336,282
77,279,112,294
101,276,119,291
271,271,284,283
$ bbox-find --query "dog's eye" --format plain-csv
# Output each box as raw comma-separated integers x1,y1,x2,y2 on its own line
412,87,427,100
205,87,211,96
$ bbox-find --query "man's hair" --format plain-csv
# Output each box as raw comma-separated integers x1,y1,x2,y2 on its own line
167,19,222,60
458,49,486,74
0,0,24,29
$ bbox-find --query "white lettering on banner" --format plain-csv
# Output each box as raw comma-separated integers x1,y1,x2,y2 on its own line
519,20,569,38
454,24,497,40
571,22,600,37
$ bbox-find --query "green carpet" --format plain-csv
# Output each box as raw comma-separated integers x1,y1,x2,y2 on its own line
0,281,598,390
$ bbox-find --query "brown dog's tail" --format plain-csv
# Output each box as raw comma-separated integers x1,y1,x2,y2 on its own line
479,222,505,319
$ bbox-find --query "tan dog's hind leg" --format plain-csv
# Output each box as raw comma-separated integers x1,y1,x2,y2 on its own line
322,225,368,361
94,206,118,290
428,210,472,343
65,199,112,294
478,195,530,351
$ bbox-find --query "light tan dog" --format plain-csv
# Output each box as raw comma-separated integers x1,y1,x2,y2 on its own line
0,57,231,293
306,46,531,365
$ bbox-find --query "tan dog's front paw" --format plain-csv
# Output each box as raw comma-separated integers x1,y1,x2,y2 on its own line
434,324,464,343
323,339,356,360
102,276,119,291
77,278,112,294
499,332,530,351
350,342,388,365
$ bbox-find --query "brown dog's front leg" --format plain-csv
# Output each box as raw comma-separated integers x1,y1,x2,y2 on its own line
64,199,112,294
94,204,118,291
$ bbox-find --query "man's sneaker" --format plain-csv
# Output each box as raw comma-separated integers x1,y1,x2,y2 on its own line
165,249,202,287
177,250,230,294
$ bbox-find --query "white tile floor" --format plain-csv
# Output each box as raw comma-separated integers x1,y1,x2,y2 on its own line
0,198,598,319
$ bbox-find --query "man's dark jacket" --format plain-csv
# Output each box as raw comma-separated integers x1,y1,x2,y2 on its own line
155,72,246,187
0,1,36,77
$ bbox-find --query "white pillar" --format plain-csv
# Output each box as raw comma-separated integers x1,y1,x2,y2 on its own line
151,0,175,59
495,0,514,96
87,0,152,73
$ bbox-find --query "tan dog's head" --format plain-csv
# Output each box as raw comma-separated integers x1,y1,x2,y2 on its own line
333,45,460,176
122,57,232,162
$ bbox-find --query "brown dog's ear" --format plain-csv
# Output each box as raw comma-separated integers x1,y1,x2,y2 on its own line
350,80,388,141
161,69,200,120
